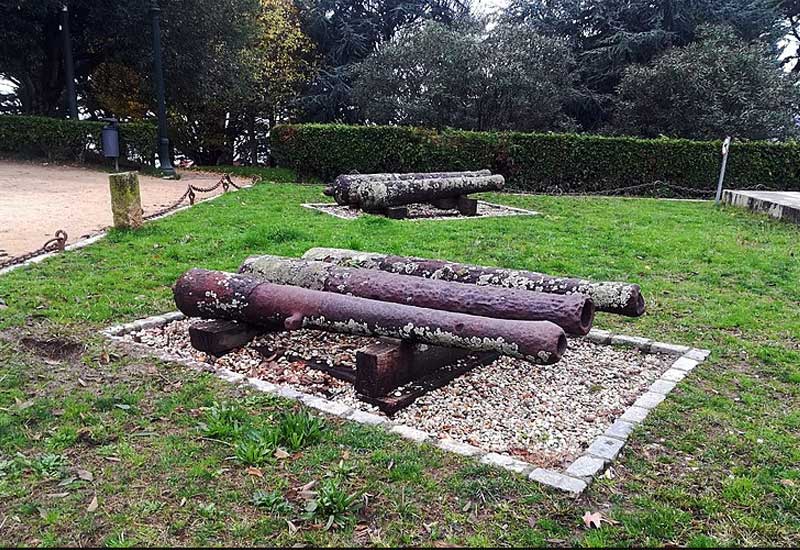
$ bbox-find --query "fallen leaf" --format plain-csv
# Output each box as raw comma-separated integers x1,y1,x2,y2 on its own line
76,469,93,482
86,495,98,513
286,520,298,535
582,510,618,529
780,479,796,487
103,456,121,462
114,403,131,411
78,378,88,387
274,448,290,460
46,492,70,498
245,466,263,478
527,516,537,528
179,497,187,507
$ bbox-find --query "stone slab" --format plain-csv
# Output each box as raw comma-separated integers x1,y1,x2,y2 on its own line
722,190,800,226
586,436,626,461
481,453,532,474
529,468,587,494
566,455,606,478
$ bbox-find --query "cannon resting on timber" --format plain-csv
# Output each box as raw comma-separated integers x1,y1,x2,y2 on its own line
324,169,504,218
172,249,644,413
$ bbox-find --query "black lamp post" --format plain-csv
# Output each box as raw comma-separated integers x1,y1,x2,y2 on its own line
150,0,176,177
61,4,78,119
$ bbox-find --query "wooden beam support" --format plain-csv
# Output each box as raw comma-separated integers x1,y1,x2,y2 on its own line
355,339,471,397
188,320,262,355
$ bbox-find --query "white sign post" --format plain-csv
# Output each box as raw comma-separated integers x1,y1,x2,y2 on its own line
715,136,731,205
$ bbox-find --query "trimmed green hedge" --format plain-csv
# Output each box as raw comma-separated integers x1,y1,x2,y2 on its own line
271,124,800,194
0,115,157,165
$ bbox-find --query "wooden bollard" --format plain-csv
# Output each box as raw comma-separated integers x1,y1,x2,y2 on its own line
109,172,143,229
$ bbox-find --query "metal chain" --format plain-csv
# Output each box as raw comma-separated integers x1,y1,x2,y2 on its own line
505,180,715,198
0,230,68,270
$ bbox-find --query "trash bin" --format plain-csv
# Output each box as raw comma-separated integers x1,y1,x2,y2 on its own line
101,118,120,170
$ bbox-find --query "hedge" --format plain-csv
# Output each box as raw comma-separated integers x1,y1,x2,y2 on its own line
0,115,157,165
271,124,800,195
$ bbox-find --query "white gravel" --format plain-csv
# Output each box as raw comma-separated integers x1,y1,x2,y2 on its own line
302,201,538,220
125,319,672,468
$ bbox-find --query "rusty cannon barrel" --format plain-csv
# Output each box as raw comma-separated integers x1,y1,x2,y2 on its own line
326,172,504,210
302,248,646,317
173,269,567,364
324,170,492,204
239,255,595,335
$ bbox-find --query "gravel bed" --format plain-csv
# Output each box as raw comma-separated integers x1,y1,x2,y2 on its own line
125,319,672,468
302,201,537,220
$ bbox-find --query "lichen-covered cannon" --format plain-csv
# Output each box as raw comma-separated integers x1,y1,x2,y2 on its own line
324,170,504,216
173,268,567,364
239,255,595,335
302,248,646,317
325,170,492,206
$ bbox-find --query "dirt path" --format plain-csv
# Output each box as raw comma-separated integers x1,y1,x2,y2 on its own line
0,160,249,257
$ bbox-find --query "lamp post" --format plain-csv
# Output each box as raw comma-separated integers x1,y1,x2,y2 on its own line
61,4,78,119
150,0,176,177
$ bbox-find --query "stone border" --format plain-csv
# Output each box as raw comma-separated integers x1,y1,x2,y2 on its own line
301,201,539,221
102,314,710,495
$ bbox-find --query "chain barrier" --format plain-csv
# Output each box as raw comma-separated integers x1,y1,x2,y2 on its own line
505,180,716,198
0,230,68,270
2,173,261,270
143,173,260,220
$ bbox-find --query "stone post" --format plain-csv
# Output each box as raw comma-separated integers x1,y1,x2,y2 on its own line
109,172,144,229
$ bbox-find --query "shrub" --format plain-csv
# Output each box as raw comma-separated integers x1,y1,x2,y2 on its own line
271,123,800,196
0,115,156,165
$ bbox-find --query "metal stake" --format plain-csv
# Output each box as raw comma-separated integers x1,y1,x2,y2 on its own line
715,136,731,205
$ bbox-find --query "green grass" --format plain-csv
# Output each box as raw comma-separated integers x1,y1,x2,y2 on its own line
0,171,799,546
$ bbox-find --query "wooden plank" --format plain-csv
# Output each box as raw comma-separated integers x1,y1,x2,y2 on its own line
430,197,459,210
355,339,471,398
188,320,262,355
360,351,500,414
384,206,409,219
456,196,478,216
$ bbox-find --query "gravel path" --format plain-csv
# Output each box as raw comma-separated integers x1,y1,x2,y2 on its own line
126,319,672,468
0,160,248,256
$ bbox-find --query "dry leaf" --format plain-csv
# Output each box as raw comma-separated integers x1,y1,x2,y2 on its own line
582,511,618,529
76,469,93,482
78,378,87,387
780,479,796,487
286,520,298,535
274,448,290,460
86,495,99,513
245,466,263,478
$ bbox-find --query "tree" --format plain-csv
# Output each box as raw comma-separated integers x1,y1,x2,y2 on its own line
502,0,786,129
613,26,799,140
233,0,314,164
295,0,471,122
351,21,577,131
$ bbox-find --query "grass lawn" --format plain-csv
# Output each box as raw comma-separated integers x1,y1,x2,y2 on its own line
1,168,799,546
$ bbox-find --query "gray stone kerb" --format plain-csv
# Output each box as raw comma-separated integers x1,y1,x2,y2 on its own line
102,311,711,495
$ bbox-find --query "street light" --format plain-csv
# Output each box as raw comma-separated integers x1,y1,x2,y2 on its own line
150,0,176,177
61,4,78,119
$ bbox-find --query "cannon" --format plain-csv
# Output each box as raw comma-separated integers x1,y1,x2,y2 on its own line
173,269,567,364
324,170,504,217
239,255,595,335
302,248,646,317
